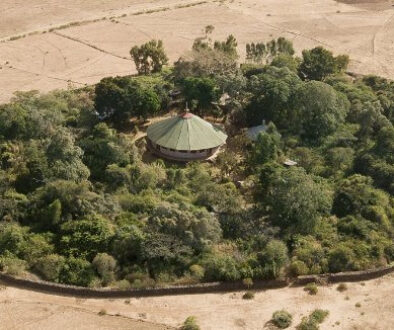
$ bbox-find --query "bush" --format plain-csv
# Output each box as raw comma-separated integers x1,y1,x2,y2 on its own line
242,277,253,288
34,254,65,281
0,255,27,276
272,310,293,329
98,309,107,316
296,309,329,330
181,316,200,330
304,282,318,295
290,260,309,276
337,283,347,292
242,291,255,300
310,309,329,323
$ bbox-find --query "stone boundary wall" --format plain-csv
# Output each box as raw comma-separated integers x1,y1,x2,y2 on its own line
0,264,393,298
294,263,394,286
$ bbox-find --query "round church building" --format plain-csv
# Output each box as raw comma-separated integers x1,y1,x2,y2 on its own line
146,111,227,161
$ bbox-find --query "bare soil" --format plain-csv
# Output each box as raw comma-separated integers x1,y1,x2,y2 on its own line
1,273,393,329
1,0,394,103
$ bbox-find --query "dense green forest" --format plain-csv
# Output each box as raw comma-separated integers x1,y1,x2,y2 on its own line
0,31,393,288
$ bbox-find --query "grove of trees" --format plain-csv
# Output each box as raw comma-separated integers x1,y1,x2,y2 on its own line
0,31,392,288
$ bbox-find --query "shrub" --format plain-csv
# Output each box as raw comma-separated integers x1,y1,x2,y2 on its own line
189,264,205,280
290,260,309,276
337,283,347,292
98,309,107,316
0,255,27,276
296,309,329,330
242,277,253,288
242,291,255,300
272,310,293,329
34,254,65,282
181,316,200,330
355,303,361,308
304,282,318,295
115,279,131,290
310,309,329,323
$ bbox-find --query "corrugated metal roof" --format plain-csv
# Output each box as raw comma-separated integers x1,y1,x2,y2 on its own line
147,113,227,150
247,124,267,141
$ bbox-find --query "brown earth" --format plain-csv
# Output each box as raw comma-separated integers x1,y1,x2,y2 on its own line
1,0,394,103
1,273,393,329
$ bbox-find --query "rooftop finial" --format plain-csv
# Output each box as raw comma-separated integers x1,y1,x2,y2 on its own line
185,102,189,112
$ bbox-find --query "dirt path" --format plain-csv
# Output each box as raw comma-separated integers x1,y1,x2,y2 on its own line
1,273,393,330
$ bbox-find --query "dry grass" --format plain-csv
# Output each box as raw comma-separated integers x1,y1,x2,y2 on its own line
1,0,394,103
0,274,393,329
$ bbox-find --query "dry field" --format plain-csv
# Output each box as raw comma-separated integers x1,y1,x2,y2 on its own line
1,0,394,103
0,273,393,330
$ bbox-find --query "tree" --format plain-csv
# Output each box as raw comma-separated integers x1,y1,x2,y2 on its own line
213,34,238,59
250,123,281,165
79,123,131,181
245,66,302,127
46,128,90,182
299,46,349,81
130,40,168,75
147,202,222,251
94,77,161,126
29,180,109,226
59,257,95,286
258,166,333,234
271,54,300,72
92,253,117,285
59,214,114,260
174,35,238,81
292,81,350,140
246,37,295,64
181,77,218,112
258,240,289,278
34,254,65,282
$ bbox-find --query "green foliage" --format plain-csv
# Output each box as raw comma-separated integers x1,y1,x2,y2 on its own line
246,37,295,64
297,309,329,330
250,123,281,165
258,166,333,235
289,260,309,276
59,257,95,286
292,81,350,140
33,254,65,282
242,291,255,299
130,39,168,74
181,77,218,112
92,253,117,285
181,316,200,330
213,34,238,59
0,38,392,289
245,66,302,127
304,282,318,295
0,253,27,275
258,240,289,278
94,75,167,126
299,46,349,81
272,310,293,329
59,214,114,260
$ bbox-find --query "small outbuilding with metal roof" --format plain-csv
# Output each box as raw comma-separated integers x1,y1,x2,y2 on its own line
146,111,227,161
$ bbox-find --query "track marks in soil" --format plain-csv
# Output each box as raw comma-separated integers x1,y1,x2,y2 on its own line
53,31,129,60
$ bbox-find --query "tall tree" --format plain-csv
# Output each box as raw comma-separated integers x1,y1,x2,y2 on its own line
298,46,349,81
292,81,350,140
130,40,168,75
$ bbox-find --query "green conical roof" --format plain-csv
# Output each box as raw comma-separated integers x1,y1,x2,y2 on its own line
147,113,227,150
